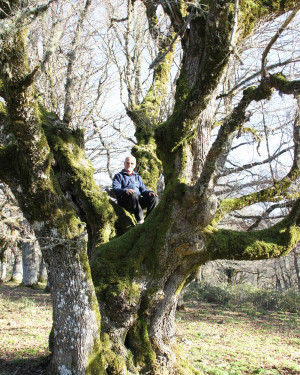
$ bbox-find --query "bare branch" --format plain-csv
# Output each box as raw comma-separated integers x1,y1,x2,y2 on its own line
63,0,92,123
248,201,294,231
261,4,300,79
220,146,294,178
0,0,56,41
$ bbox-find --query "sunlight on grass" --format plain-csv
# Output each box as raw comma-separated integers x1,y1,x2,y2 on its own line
177,282,300,374
0,283,52,363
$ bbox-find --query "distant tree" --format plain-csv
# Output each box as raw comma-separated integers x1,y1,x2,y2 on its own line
10,242,23,283
0,238,7,283
0,1,299,374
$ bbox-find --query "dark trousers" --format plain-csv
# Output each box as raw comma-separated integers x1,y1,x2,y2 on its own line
117,193,159,221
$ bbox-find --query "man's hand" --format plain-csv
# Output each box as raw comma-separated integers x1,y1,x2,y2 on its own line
149,192,158,197
126,189,135,194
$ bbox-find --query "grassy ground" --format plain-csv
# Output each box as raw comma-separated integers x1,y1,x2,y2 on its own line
0,282,299,375
0,282,52,375
176,302,300,375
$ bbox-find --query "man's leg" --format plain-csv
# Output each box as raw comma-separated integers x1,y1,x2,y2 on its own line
139,195,159,218
117,193,144,222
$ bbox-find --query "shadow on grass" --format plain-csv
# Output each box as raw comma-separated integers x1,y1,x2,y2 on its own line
0,283,51,307
0,355,51,375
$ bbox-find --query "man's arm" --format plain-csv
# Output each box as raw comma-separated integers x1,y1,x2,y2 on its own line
112,173,127,196
138,176,158,197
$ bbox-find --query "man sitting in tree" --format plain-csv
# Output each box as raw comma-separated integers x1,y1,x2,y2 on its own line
112,155,159,224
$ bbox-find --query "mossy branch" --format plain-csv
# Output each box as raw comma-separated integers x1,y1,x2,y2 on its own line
0,78,4,99
0,1,55,40
195,74,299,200
205,198,300,261
270,73,300,96
40,115,135,251
213,178,299,226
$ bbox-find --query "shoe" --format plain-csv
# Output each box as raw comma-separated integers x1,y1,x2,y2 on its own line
137,219,144,224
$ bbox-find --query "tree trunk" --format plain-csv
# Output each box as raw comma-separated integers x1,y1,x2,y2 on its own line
0,24,104,374
38,256,48,284
45,243,102,375
22,241,38,286
11,243,23,283
0,249,7,283
294,250,300,290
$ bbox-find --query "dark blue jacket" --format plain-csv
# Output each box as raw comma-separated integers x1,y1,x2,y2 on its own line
112,169,152,197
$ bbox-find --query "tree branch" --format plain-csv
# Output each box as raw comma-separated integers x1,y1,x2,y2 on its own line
195,81,273,196
196,74,300,199
247,201,294,231
63,0,92,123
218,57,300,99
261,4,300,79
205,198,300,262
0,0,56,41
220,146,294,178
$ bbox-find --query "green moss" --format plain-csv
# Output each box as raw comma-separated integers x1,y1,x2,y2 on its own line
41,117,117,244
86,337,107,375
173,344,201,375
239,0,298,38
91,190,175,324
270,73,300,93
99,333,127,375
204,209,300,261
155,69,193,177
0,101,7,115
127,319,156,368
135,37,176,130
213,173,299,225
132,144,162,191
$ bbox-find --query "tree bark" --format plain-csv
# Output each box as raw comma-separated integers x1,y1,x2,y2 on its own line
11,243,23,283
0,248,7,283
22,240,38,286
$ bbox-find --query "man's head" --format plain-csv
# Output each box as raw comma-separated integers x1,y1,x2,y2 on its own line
124,155,136,175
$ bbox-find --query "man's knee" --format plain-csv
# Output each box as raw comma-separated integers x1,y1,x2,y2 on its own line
154,196,159,205
129,192,139,202
150,195,159,207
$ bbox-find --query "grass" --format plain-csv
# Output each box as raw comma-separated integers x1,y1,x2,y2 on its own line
0,282,52,375
0,282,299,374
176,302,300,374
178,282,300,374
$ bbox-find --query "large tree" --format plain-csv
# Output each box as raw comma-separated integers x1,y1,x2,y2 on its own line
0,1,299,374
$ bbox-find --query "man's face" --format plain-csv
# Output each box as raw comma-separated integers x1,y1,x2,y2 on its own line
124,157,136,174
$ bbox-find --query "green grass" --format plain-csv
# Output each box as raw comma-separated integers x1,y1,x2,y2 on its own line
178,282,300,374
0,282,52,370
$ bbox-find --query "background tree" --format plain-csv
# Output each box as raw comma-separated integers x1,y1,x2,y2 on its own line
0,1,300,375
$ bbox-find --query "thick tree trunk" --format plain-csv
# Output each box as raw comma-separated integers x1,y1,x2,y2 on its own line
45,243,102,375
91,191,211,374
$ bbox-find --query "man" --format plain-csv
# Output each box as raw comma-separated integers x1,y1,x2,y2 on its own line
112,155,159,224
